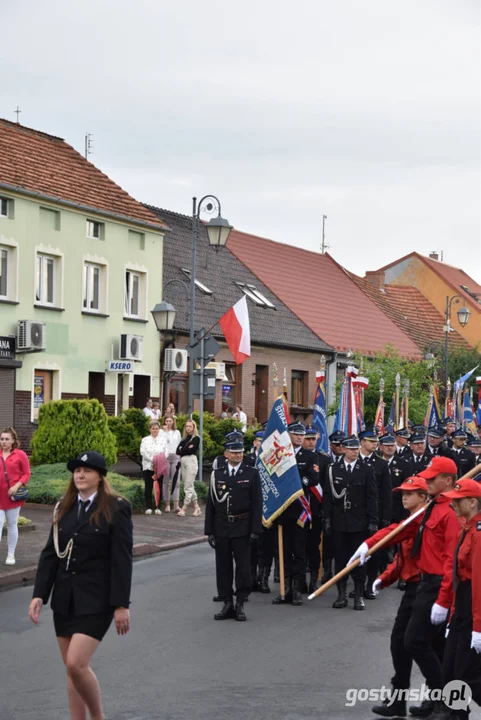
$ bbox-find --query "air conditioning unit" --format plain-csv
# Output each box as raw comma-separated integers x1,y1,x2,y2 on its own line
206,361,227,380
120,334,143,361
17,320,46,352
164,348,188,373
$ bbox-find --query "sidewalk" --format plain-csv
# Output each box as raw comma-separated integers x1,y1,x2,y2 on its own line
0,503,206,591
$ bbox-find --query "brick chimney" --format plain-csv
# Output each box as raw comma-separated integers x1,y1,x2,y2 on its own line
365,270,385,289
429,251,439,261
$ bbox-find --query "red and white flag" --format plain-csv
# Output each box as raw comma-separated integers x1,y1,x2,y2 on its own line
219,296,251,365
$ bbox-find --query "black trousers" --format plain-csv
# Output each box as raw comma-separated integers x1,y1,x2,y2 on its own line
307,516,322,579
322,529,335,574
390,581,418,689
258,527,275,570
143,470,154,510
333,530,367,583
404,575,446,691
443,581,481,711
215,535,251,602
280,520,307,583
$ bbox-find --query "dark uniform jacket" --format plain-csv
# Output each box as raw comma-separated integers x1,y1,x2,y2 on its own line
33,498,133,615
386,455,412,522
280,447,320,523
243,448,260,468
323,460,378,533
426,442,457,464
204,462,263,539
309,452,329,518
409,450,431,474
452,447,476,477
360,453,392,527
395,445,411,460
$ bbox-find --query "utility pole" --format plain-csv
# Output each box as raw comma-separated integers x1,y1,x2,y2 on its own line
321,214,328,254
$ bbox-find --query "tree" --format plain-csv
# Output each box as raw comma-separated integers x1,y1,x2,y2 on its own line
31,399,117,467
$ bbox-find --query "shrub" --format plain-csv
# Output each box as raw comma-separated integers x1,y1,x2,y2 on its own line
31,399,117,467
176,413,254,464
108,408,150,465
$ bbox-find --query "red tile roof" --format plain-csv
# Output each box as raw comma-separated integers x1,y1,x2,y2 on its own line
0,119,166,230
227,229,421,358
347,273,472,351
377,252,481,313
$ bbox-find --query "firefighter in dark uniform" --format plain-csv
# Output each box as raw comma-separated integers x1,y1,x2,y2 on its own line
323,435,378,611
451,428,476,477
426,425,458,463
329,430,346,463
303,426,329,593
379,433,412,521
321,431,345,583
204,435,263,621
244,430,275,593
395,428,412,459
272,422,319,607
442,417,456,448
409,431,432,474
359,428,392,599
467,437,481,468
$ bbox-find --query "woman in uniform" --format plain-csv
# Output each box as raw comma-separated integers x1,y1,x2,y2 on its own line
28,451,133,720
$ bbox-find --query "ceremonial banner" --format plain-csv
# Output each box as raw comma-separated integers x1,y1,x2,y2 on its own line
353,376,369,433
463,390,476,435
476,378,481,426
425,386,441,428
257,397,303,527
312,369,329,453
386,395,396,434
374,397,385,435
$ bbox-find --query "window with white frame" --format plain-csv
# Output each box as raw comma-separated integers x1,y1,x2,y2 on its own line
83,262,106,312
0,197,11,218
124,269,146,318
86,219,104,239
0,247,8,298
36,253,59,306
181,268,213,295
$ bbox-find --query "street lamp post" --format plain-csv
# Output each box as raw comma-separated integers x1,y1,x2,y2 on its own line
444,295,471,392
188,195,233,416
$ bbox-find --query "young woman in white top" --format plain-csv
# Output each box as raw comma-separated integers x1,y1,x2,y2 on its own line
234,405,247,433
151,402,162,421
139,420,168,515
160,416,182,512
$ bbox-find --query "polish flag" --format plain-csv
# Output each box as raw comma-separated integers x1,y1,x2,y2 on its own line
219,296,251,365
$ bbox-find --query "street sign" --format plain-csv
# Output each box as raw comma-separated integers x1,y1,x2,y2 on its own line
192,368,217,399
188,329,220,362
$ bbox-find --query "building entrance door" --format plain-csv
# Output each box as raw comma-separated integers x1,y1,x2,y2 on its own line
255,365,269,424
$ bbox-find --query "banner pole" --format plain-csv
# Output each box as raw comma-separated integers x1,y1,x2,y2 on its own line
278,524,285,600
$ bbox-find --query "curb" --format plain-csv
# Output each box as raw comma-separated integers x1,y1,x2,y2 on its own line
0,536,207,592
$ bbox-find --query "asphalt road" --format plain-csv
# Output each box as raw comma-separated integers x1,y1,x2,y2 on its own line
0,545,424,720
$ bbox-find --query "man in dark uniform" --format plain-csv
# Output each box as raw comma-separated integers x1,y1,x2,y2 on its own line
467,436,481,468
409,432,431,474
359,428,392,599
204,435,263,621
379,433,413,520
451,428,476,477
272,421,319,606
426,425,458,464
244,431,263,468
329,430,346,463
395,428,412,459
323,435,378,611
303,426,329,593
443,417,456,447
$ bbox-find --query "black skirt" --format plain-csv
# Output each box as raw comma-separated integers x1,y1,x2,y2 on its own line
54,611,114,641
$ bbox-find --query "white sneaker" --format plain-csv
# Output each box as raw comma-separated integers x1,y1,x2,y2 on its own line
145,509,153,515
5,554,15,565
154,509,162,515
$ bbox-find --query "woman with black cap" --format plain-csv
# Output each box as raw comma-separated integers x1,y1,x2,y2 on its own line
28,451,133,720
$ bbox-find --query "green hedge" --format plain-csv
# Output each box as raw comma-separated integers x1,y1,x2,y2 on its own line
27,464,207,512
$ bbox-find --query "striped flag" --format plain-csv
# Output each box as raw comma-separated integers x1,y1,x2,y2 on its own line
374,397,385,435
312,369,329,453
386,395,396,434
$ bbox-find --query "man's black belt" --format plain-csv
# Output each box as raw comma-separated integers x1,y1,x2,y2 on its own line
218,512,250,523
418,572,443,582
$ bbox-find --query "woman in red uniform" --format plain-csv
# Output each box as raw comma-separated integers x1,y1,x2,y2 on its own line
435,479,481,720
0,426,31,565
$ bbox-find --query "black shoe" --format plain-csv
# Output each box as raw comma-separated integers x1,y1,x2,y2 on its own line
321,570,332,584
353,582,365,611
235,600,247,622
332,580,348,609
259,568,271,594
426,701,456,720
291,580,303,606
364,590,377,600
408,700,435,717
372,698,407,717
308,578,318,595
214,601,235,620
349,589,355,598
212,595,223,602
397,579,407,591
272,577,292,604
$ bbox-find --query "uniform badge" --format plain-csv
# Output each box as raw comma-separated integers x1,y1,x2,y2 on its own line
313,465,319,473
81,454,88,461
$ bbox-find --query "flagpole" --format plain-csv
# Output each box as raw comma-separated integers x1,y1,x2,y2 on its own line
404,379,410,430
395,372,401,430
360,357,365,427
272,363,286,601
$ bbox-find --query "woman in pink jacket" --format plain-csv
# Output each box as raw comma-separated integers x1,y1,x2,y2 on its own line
0,426,31,565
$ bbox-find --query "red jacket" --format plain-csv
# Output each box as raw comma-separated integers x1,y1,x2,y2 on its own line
0,449,31,510
454,511,481,632
379,533,420,586
366,495,460,609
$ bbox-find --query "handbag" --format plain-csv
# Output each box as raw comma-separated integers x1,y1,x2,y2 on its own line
0,455,29,502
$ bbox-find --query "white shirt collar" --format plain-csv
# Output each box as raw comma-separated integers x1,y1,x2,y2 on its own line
294,446,302,455
227,463,240,476
78,491,98,508
344,460,356,471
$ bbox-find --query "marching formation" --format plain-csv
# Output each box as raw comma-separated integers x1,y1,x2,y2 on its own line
205,417,481,720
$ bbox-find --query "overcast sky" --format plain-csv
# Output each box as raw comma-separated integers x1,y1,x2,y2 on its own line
3,0,481,282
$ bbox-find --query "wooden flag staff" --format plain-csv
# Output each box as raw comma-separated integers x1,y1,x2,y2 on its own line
309,462,481,601
272,363,286,600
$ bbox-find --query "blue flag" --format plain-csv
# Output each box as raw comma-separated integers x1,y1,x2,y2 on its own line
312,378,329,454
454,367,478,393
477,392,481,427
463,390,476,435
256,397,303,527
386,395,396,434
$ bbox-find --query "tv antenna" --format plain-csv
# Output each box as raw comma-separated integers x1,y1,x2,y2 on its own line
84,133,94,158
321,214,330,254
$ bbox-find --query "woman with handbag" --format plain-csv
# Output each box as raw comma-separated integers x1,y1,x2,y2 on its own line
0,426,31,565
28,450,133,720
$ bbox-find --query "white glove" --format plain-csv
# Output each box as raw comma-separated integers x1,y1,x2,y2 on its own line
471,631,481,654
372,579,382,596
347,542,370,566
430,603,449,625
445,624,450,639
